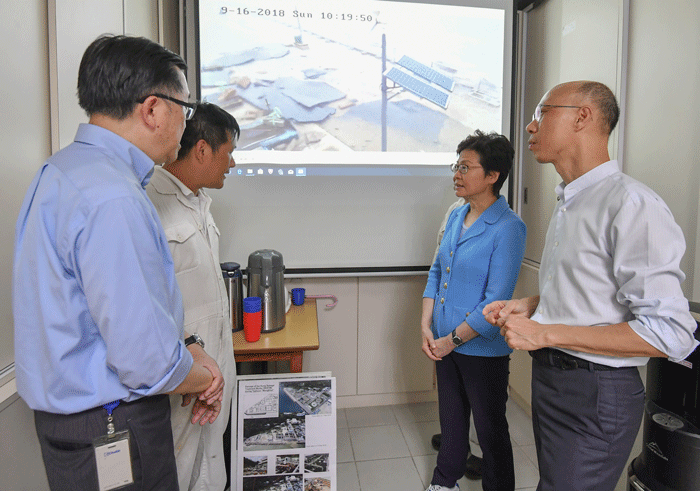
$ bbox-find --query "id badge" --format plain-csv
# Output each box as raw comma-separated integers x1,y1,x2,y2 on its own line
93,430,134,490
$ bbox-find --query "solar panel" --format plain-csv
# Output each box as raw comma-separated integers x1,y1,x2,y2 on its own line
397,56,455,92
384,68,450,109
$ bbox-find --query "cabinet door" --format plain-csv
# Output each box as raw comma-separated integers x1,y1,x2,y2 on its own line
288,277,359,397
357,276,434,395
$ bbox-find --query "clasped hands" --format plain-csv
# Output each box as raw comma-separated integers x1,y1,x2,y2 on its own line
185,347,225,425
482,297,546,351
421,326,455,361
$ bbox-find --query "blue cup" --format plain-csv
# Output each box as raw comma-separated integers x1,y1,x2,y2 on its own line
291,288,305,306
243,296,262,313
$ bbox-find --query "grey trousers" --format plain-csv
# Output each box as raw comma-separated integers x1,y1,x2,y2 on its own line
34,394,179,491
531,358,644,491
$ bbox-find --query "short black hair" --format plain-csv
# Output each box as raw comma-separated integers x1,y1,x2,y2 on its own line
456,130,514,196
177,102,240,159
78,34,187,120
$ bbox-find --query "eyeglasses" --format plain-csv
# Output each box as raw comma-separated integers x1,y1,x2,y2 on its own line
137,93,197,120
450,162,482,174
532,104,581,123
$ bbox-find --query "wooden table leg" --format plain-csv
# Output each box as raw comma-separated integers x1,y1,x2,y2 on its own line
290,352,303,373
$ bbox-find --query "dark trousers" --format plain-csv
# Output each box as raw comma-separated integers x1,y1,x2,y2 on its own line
531,358,645,491
34,394,179,491
433,352,514,491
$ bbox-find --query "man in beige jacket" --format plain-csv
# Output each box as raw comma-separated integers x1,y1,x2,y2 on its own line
147,102,240,491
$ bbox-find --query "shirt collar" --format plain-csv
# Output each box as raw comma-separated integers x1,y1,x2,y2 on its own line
555,160,620,202
74,123,155,188
155,166,212,210
159,166,196,198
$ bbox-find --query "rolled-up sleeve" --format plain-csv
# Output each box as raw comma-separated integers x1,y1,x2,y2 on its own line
75,196,192,395
612,195,699,361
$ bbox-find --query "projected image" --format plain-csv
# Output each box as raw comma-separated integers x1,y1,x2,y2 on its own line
199,0,505,166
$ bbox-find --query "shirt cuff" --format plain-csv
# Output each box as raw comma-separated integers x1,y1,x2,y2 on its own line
628,317,699,362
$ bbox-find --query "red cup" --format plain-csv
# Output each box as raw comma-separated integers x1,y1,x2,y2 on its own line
243,310,262,342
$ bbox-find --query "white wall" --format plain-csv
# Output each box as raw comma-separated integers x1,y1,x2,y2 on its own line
625,0,700,298
0,0,51,374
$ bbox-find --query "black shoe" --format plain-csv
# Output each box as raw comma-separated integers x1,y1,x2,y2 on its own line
431,433,441,451
431,433,482,480
464,453,483,480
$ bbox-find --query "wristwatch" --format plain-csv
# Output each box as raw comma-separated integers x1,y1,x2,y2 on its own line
451,329,464,347
184,333,205,349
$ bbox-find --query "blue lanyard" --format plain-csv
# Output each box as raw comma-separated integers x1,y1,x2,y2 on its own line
103,400,120,435
103,400,120,416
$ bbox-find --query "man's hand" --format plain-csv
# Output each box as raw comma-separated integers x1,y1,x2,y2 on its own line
483,297,537,327
188,344,224,405
190,398,222,425
484,296,545,351
499,315,549,351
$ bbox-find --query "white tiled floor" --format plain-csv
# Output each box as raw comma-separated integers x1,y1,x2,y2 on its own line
337,398,539,491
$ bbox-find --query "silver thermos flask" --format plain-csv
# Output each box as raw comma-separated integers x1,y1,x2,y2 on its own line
221,262,243,332
246,250,286,333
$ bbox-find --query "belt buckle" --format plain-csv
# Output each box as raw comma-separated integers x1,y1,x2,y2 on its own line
549,350,580,370
559,357,579,370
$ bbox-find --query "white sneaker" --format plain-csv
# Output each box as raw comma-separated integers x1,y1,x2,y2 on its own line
426,485,459,491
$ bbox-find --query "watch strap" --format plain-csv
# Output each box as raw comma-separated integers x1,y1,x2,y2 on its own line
184,334,204,348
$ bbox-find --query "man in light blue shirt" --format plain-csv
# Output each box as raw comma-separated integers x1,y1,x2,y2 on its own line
13,35,224,490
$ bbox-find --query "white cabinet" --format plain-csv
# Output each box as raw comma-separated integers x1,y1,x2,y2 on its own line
357,276,435,396
287,277,359,398
286,275,436,408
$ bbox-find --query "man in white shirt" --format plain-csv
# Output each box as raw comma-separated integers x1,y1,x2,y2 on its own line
147,102,239,491
484,81,698,491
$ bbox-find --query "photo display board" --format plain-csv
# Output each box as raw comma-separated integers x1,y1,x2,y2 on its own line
236,373,337,491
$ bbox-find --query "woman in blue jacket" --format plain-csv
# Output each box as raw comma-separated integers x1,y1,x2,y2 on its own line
422,131,526,491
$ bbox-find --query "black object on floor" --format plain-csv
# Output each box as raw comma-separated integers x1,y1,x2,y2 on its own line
464,454,483,480
430,433,483,480
431,433,442,451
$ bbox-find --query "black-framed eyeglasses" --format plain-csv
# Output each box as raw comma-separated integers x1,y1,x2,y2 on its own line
137,93,197,120
532,104,581,123
450,162,482,174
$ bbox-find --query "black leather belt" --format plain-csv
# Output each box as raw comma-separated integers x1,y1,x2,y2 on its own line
530,348,618,371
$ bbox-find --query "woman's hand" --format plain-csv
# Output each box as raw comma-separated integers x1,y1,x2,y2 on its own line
421,326,442,361
420,297,441,361
430,335,456,359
